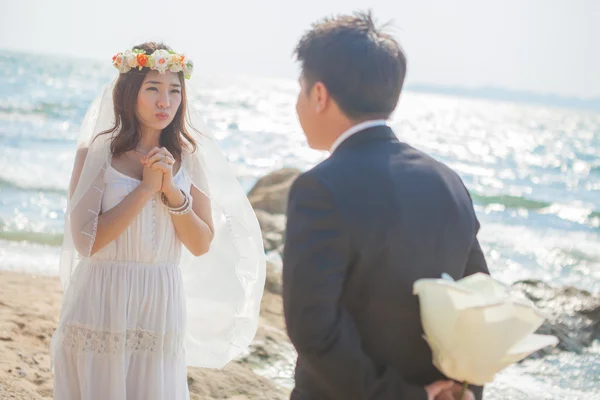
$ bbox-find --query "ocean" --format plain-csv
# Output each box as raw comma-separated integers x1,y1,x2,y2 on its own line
1,51,598,399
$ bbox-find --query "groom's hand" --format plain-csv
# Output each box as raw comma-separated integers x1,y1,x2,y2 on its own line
425,380,475,400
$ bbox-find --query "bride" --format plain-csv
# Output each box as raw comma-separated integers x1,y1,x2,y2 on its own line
50,42,265,399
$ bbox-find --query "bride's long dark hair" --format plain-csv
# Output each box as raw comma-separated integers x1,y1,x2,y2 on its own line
97,42,197,161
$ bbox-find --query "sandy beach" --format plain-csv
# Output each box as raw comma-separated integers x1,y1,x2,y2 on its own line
0,270,289,399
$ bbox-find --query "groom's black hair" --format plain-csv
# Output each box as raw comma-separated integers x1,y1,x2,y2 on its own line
295,10,406,120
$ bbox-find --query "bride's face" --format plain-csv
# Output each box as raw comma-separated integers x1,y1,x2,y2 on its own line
136,70,182,134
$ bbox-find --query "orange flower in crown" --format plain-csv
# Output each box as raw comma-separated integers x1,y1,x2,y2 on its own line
136,53,148,68
111,49,194,79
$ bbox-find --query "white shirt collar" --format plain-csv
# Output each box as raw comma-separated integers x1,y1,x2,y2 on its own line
329,119,388,153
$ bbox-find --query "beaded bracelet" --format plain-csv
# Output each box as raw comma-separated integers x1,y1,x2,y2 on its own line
170,200,192,216
161,190,192,215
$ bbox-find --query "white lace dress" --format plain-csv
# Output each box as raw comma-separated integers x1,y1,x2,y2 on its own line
52,164,192,400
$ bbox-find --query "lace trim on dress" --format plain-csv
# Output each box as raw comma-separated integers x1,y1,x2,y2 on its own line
60,323,184,356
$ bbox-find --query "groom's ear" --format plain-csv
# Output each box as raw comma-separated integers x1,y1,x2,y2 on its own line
312,82,330,113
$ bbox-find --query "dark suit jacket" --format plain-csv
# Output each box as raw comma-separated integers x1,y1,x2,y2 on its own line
282,125,489,400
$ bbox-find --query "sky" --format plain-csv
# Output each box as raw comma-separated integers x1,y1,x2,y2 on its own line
1,0,598,98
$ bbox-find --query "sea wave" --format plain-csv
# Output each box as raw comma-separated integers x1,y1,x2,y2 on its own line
0,229,63,247
471,193,550,209
0,101,85,120
0,176,67,195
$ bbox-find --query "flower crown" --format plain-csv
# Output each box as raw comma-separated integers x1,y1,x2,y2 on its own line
112,49,194,79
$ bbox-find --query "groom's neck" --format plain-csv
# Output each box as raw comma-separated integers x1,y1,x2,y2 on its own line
327,116,379,146
328,120,357,144
313,106,387,151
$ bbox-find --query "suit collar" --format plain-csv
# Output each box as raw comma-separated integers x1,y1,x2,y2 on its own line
332,125,397,154
329,120,388,153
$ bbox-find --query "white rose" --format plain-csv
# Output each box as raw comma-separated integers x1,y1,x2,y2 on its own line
124,50,138,69
119,62,131,73
151,49,170,74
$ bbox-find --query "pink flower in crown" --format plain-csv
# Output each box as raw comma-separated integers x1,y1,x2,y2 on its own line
150,49,171,74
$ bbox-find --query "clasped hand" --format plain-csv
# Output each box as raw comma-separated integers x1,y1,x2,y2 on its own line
139,147,177,194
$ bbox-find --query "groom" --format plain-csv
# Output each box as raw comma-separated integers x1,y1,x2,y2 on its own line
282,11,488,400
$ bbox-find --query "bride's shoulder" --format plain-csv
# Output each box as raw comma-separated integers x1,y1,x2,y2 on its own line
72,147,90,170
75,147,89,158
72,147,111,174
